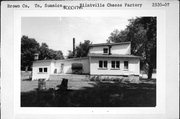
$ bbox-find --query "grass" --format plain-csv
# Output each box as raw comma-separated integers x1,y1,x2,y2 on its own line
21,79,156,107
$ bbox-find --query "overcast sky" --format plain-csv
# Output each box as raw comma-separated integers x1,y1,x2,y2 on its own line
21,17,135,56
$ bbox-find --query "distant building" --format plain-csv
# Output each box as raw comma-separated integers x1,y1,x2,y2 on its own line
32,42,140,81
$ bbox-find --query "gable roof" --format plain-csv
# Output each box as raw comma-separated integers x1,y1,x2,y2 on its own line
89,42,131,47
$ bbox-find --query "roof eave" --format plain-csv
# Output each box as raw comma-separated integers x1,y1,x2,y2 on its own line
89,42,131,47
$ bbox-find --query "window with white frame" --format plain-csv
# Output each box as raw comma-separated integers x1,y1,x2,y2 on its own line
44,68,47,72
99,60,108,69
111,61,120,69
103,48,108,54
39,68,43,73
39,67,48,73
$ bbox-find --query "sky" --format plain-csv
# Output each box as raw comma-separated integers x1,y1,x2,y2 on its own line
21,17,135,56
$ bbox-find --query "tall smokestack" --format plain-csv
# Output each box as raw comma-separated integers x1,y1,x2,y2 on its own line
73,38,75,57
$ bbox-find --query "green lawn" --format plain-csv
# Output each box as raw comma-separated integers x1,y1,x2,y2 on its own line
21,79,156,107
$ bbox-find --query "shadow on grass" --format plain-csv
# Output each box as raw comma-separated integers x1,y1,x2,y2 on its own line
21,81,156,107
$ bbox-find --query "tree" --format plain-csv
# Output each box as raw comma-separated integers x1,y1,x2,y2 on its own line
39,43,49,60
39,43,64,60
108,29,129,43
48,49,64,60
108,17,156,79
67,50,74,59
21,36,64,71
21,35,40,71
67,40,92,58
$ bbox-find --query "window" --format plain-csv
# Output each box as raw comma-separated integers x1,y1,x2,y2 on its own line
44,68,47,72
111,61,115,68
111,61,120,69
124,61,128,70
99,60,108,69
104,61,107,68
99,61,103,68
116,61,120,68
103,48,108,54
39,67,48,73
39,68,43,73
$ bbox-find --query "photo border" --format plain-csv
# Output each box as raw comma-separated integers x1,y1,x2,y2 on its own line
1,1,179,119
14,10,165,114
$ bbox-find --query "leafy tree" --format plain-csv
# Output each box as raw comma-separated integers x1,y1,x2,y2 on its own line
39,43,49,60
39,43,64,60
108,29,128,43
21,35,40,71
67,40,92,58
67,50,74,59
21,36,64,71
48,49,64,60
108,17,156,79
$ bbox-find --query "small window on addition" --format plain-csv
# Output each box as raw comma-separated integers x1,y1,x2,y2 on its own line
39,68,43,73
44,68,48,73
124,61,128,70
103,48,108,54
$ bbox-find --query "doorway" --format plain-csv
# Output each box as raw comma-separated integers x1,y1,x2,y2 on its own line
60,63,64,73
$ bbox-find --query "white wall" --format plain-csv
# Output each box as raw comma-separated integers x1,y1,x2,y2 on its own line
90,57,140,75
53,58,90,74
89,44,131,55
89,46,109,54
32,61,52,80
32,58,90,80
111,44,131,54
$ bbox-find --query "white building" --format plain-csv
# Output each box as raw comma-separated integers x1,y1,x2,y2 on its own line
32,42,140,80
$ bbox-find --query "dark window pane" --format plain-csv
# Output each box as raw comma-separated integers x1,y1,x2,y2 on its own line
124,61,128,69
99,61,103,68
39,68,43,73
116,61,120,68
111,61,115,68
104,61,107,68
44,68,48,72
103,48,108,54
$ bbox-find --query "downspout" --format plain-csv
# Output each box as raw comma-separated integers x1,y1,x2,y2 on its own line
108,45,112,55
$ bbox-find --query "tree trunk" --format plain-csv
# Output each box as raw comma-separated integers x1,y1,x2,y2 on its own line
148,63,153,79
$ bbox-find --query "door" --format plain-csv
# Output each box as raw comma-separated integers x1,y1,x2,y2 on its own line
60,63,64,73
